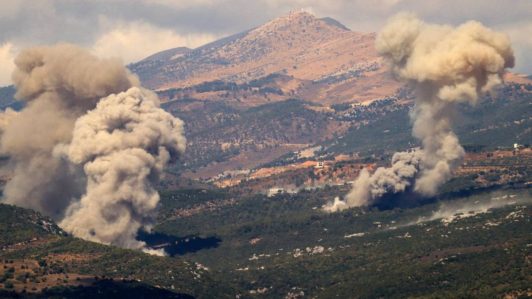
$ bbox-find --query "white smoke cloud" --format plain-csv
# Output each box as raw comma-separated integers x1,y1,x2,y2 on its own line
322,196,346,212
0,44,186,251
326,13,514,211
92,22,216,63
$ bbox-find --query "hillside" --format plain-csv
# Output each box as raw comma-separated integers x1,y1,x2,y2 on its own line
166,99,338,174
325,83,532,156
164,83,531,179
0,203,234,298
153,186,532,298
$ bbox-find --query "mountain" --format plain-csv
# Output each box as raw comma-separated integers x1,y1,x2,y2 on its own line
126,12,404,175
126,12,532,178
129,11,400,105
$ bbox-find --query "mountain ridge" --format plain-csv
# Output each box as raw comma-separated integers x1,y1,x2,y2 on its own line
129,11,399,105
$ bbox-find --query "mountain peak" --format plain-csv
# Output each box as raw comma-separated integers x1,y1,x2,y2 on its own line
130,11,378,91
253,10,349,35
269,10,317,24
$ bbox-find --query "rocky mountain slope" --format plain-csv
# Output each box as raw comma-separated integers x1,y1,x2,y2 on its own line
129,11,400,105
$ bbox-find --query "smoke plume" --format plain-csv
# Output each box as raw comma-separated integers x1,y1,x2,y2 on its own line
325,14,514,212
58,87,185,248
1,44,138,218
0,44,186,250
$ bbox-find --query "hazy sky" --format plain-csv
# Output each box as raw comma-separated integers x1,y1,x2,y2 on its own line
1,0,531,85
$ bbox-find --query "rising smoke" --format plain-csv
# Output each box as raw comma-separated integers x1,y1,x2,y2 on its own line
58,87,185,249
325,14,514,212
0,44,186,251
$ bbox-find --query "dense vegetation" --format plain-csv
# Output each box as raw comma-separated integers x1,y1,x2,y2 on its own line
153,186,531,298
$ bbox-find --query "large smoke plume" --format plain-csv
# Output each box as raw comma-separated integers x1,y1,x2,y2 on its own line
58,87,185,249
0,44,185,251
325,14,514,212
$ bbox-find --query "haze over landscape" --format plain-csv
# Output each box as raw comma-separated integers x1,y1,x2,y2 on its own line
0,1,530,298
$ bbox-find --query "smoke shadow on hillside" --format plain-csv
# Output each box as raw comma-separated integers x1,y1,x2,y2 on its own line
372,185,524,211
369,186,436,210
137,230,221,256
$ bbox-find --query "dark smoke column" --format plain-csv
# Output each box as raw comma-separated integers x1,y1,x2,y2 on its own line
325,13,514,212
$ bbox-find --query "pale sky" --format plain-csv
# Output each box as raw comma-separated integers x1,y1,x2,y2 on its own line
0,0,531,86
